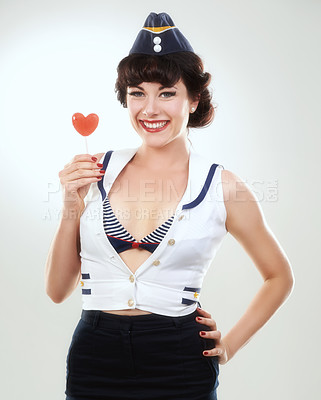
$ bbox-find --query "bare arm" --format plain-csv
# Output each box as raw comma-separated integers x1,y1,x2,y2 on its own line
44,152,105,304
44,212,82,303
220,169,295,362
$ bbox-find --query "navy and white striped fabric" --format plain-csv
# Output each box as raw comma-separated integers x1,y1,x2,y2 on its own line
103,194,175,253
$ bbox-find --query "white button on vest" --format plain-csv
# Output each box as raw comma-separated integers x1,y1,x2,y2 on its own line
128,299,134,307
153,44,162,53
153,260,160,266
129,275,135,283
168,239,175,245
153,36,161,45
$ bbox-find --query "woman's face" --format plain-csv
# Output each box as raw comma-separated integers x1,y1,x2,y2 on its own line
126,79,198,146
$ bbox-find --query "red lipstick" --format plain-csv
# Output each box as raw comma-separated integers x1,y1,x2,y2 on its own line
139,120,170,133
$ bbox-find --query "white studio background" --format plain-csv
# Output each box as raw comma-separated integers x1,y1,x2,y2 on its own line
0,0,320,399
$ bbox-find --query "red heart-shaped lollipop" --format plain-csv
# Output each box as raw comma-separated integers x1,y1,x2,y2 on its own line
72,113,99,136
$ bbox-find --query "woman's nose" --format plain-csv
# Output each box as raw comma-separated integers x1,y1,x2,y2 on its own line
142,97,159,117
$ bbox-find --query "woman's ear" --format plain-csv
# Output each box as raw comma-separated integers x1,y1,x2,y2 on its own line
190,94,200,112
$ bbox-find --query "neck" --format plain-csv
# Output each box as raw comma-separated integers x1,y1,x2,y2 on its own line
133,139,191,172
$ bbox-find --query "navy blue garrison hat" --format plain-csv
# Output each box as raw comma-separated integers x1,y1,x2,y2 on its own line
129,12,194,56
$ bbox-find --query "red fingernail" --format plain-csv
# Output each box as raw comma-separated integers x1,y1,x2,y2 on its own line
200,331,206,335
97,163,103,167
92,157,97,161
197,317,202,321
99,170,105,173
204,351,208,355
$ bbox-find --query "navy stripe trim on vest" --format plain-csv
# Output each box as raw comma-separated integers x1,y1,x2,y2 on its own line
98,150,114,201
182,163,218,210
183,286,201,293
82,289,91,295
182,298,198,305
81,273,90,279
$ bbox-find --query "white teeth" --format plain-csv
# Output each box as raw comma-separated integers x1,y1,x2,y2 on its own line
143,121,168,129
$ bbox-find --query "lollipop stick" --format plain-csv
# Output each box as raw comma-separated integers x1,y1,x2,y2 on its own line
85,137,89,154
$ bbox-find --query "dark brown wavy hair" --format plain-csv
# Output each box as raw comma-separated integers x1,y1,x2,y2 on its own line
115,52,216,128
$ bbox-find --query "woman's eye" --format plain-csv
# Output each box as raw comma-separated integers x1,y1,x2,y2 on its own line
128,91,144,97
161,91,176,98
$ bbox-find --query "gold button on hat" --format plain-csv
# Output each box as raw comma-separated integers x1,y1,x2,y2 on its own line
80,281,84,286
129,275,135,283
168,239,175,245
153,260,160,266
128,299,134,307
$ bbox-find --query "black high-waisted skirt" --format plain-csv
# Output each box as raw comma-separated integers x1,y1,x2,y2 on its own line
65,308,220,400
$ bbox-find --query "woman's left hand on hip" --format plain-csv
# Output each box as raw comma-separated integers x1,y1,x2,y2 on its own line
196,306,229,365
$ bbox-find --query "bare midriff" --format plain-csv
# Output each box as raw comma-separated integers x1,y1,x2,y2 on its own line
100,151,189,316
101,308,153,315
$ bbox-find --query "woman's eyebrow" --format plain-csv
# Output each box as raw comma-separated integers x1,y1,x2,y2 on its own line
127,85,178,91
159,85,178,90
128,85,144,90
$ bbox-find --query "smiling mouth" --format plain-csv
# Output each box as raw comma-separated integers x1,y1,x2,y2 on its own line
139,120,170,132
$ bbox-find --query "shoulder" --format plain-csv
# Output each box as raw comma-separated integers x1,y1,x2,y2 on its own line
220,169,265,235
221,169,257,202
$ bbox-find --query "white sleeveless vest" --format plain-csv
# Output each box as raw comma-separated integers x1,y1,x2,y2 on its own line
79,144,228,316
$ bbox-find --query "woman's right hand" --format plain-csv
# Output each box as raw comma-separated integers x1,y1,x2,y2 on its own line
58,153,105,214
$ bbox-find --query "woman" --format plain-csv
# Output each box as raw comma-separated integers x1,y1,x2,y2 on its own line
45,12,294,400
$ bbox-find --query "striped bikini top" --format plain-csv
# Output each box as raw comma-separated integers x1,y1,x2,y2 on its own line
103,194,175,254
